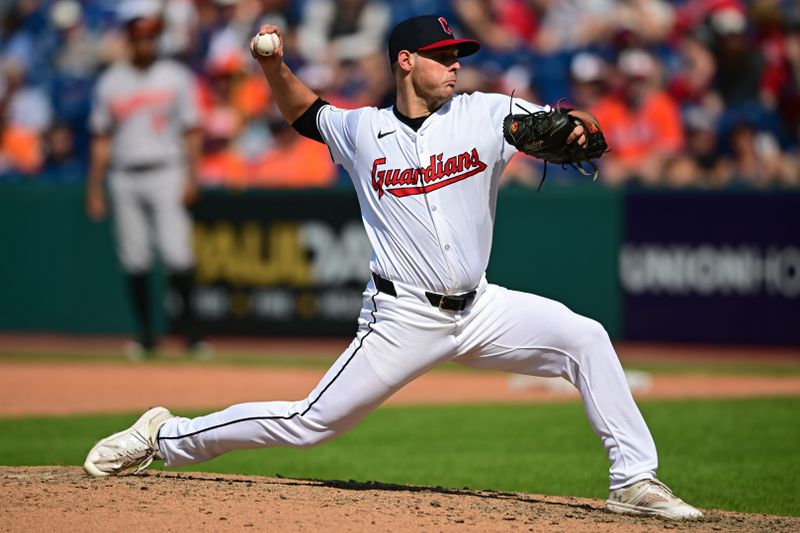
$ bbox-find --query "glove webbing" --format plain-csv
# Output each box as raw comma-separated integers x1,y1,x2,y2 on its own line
509,96,600,191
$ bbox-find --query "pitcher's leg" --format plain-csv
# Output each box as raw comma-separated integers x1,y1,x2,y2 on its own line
85,283,458,476
454,285,657,489
158,336,394,466
158,285,457,467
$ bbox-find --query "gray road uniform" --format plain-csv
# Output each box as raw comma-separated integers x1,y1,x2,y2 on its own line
90,57,202,351
90,58,200,274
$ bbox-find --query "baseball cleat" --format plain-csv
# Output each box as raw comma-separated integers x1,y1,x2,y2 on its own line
605,478,703,520
84,407,173,477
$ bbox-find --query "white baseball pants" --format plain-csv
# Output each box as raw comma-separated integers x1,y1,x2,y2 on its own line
157,276,657,489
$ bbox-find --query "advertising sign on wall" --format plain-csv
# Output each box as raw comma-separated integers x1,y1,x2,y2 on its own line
621,191,800,345
189,190,372,336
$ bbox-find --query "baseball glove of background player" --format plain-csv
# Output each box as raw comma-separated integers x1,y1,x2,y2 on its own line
503,103,608,190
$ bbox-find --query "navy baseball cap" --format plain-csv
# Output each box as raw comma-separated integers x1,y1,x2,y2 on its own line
388,16,480,64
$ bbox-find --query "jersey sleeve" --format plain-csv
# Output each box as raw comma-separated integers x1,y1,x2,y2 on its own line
316,105,365,167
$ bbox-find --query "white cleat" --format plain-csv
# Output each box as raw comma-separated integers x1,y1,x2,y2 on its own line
84,407,173,477
605,478,703,520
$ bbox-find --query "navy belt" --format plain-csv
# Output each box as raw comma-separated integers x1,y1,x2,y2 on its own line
372,272,477,311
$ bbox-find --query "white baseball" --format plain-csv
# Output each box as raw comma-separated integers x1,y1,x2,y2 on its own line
254,32,280,57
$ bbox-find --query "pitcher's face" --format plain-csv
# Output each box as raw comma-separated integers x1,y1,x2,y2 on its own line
410,46,461,105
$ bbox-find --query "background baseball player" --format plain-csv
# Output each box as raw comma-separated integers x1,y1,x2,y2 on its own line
84,15,701,520
85,1,207,358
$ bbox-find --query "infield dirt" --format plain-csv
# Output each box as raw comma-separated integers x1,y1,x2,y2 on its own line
2,467,798,533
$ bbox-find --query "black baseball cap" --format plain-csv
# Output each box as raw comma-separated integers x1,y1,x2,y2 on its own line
388,15,480,64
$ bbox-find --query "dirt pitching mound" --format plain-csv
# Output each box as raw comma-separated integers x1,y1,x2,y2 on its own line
1,467,796,533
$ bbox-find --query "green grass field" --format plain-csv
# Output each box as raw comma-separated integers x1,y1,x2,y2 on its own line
1,397,798,517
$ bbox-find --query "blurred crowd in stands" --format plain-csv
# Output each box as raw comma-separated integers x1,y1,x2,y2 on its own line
0,0,798,189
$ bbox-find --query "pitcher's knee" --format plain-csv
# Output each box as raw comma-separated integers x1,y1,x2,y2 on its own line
567,316,613,354
287,413,350,448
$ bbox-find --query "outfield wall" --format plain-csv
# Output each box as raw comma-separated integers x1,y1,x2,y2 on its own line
1,184,797,344
621,190,799,345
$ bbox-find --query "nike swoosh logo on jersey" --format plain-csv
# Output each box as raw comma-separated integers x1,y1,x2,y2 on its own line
377,130,396,139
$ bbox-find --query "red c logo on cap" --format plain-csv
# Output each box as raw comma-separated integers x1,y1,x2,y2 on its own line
438,17,454,36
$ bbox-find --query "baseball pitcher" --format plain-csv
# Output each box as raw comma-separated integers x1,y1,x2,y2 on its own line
84,15,701,520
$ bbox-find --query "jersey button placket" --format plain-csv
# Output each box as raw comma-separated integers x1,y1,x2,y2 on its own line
418,124,453,286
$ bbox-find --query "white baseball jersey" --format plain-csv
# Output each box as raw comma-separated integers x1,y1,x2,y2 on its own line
318,92,542,294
